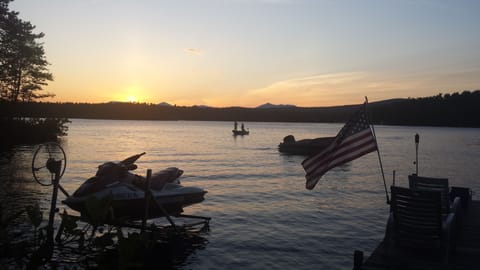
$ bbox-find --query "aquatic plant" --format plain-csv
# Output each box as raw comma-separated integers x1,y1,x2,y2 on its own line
1,196,209,269
25,205,44,247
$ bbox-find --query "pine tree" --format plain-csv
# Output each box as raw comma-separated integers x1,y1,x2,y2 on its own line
0,0,53,102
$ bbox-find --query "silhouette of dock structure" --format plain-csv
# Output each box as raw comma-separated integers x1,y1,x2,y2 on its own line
355,200,480,270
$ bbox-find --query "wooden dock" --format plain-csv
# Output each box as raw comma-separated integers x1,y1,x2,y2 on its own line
357,200,480,270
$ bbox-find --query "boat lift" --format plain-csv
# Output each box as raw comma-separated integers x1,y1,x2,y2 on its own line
31,143,211,248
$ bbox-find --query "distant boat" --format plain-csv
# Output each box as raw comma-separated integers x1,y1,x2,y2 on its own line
232,129,249,136
232,121,249,136
278,135,335,155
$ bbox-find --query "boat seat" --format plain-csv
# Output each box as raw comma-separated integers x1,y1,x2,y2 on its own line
149,167,183,190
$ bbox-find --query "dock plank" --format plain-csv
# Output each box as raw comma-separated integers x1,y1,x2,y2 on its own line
360,201,480,270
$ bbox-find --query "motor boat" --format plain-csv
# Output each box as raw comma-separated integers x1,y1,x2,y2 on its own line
278,135,335,155
62,152,207,220
232,129,249,136
232,121,249,136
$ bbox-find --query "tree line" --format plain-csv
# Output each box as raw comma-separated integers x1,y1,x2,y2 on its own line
1,90,479,127
1,0,66,146
369,90,480,127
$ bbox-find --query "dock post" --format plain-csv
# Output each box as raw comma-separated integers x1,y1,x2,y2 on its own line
392,170,396,186
353,250,363,270
141,169,152,233
414,133,419,175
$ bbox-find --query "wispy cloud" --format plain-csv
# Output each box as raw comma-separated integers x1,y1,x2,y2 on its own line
244,72,370,106
224,0,293,3
239,69,480,107
161,67,480,108
184,48,204,55
258,72,367,90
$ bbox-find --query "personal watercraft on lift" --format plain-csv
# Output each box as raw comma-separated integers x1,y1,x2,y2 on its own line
62,152,207,220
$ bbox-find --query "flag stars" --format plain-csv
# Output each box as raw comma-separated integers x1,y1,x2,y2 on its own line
302,104,377,190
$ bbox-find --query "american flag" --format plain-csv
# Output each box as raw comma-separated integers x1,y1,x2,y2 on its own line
302,104,378,190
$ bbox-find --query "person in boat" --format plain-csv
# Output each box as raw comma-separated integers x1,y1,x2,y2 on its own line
234,121,238,131
241,123,245,131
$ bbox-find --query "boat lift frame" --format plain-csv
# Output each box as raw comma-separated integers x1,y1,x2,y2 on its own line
46,164,210,245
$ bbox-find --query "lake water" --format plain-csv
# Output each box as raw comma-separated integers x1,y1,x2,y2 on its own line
1,119,480,269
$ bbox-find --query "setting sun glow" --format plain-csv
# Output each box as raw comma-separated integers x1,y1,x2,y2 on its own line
11,0,480,107
126,95,137,103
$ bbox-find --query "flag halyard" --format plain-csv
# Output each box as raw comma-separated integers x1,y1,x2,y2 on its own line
302,104,378,190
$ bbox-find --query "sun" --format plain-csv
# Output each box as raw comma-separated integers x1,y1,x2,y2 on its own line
120,85,145,103
126,95,137,103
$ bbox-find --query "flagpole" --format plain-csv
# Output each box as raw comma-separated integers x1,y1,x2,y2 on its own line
364,97,390,204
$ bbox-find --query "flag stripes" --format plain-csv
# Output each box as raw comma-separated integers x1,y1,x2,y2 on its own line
324,130,377,167
302,104,378,190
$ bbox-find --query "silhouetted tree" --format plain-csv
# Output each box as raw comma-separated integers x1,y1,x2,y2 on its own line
0,0,53,102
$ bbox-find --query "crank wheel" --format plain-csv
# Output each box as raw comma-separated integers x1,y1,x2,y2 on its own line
32,142,67,186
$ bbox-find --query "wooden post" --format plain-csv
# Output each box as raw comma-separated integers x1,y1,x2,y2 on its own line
392,170,396,187
141,169,178,232
415,133,419,175
353,250,363,270
141,169,152,233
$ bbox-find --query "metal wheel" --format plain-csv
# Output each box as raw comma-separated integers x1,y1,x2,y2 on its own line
32,142,67,186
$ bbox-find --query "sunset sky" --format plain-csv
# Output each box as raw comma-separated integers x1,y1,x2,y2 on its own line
11,0,480,107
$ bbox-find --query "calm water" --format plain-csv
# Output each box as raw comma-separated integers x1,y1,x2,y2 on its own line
1,119,480,269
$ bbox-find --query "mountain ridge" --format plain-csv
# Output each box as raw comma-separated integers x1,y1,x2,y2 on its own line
2,91,479,127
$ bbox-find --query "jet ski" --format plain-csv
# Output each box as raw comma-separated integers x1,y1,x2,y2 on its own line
62,152,207,220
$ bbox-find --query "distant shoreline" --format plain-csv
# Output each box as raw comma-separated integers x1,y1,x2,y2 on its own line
1,91,479,127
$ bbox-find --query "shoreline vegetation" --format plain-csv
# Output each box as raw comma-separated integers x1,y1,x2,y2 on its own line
0,91,478,146
0,117,70,146
1,90,479,127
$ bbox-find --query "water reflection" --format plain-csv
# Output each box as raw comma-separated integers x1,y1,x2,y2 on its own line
51,226,209,269
144,231,209,269
2,120,480,270
0,145,44,216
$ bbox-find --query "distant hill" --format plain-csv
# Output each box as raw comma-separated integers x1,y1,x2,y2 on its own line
158,102,172,107
256,103,296,109
108,101,129,104
369,98,406,106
